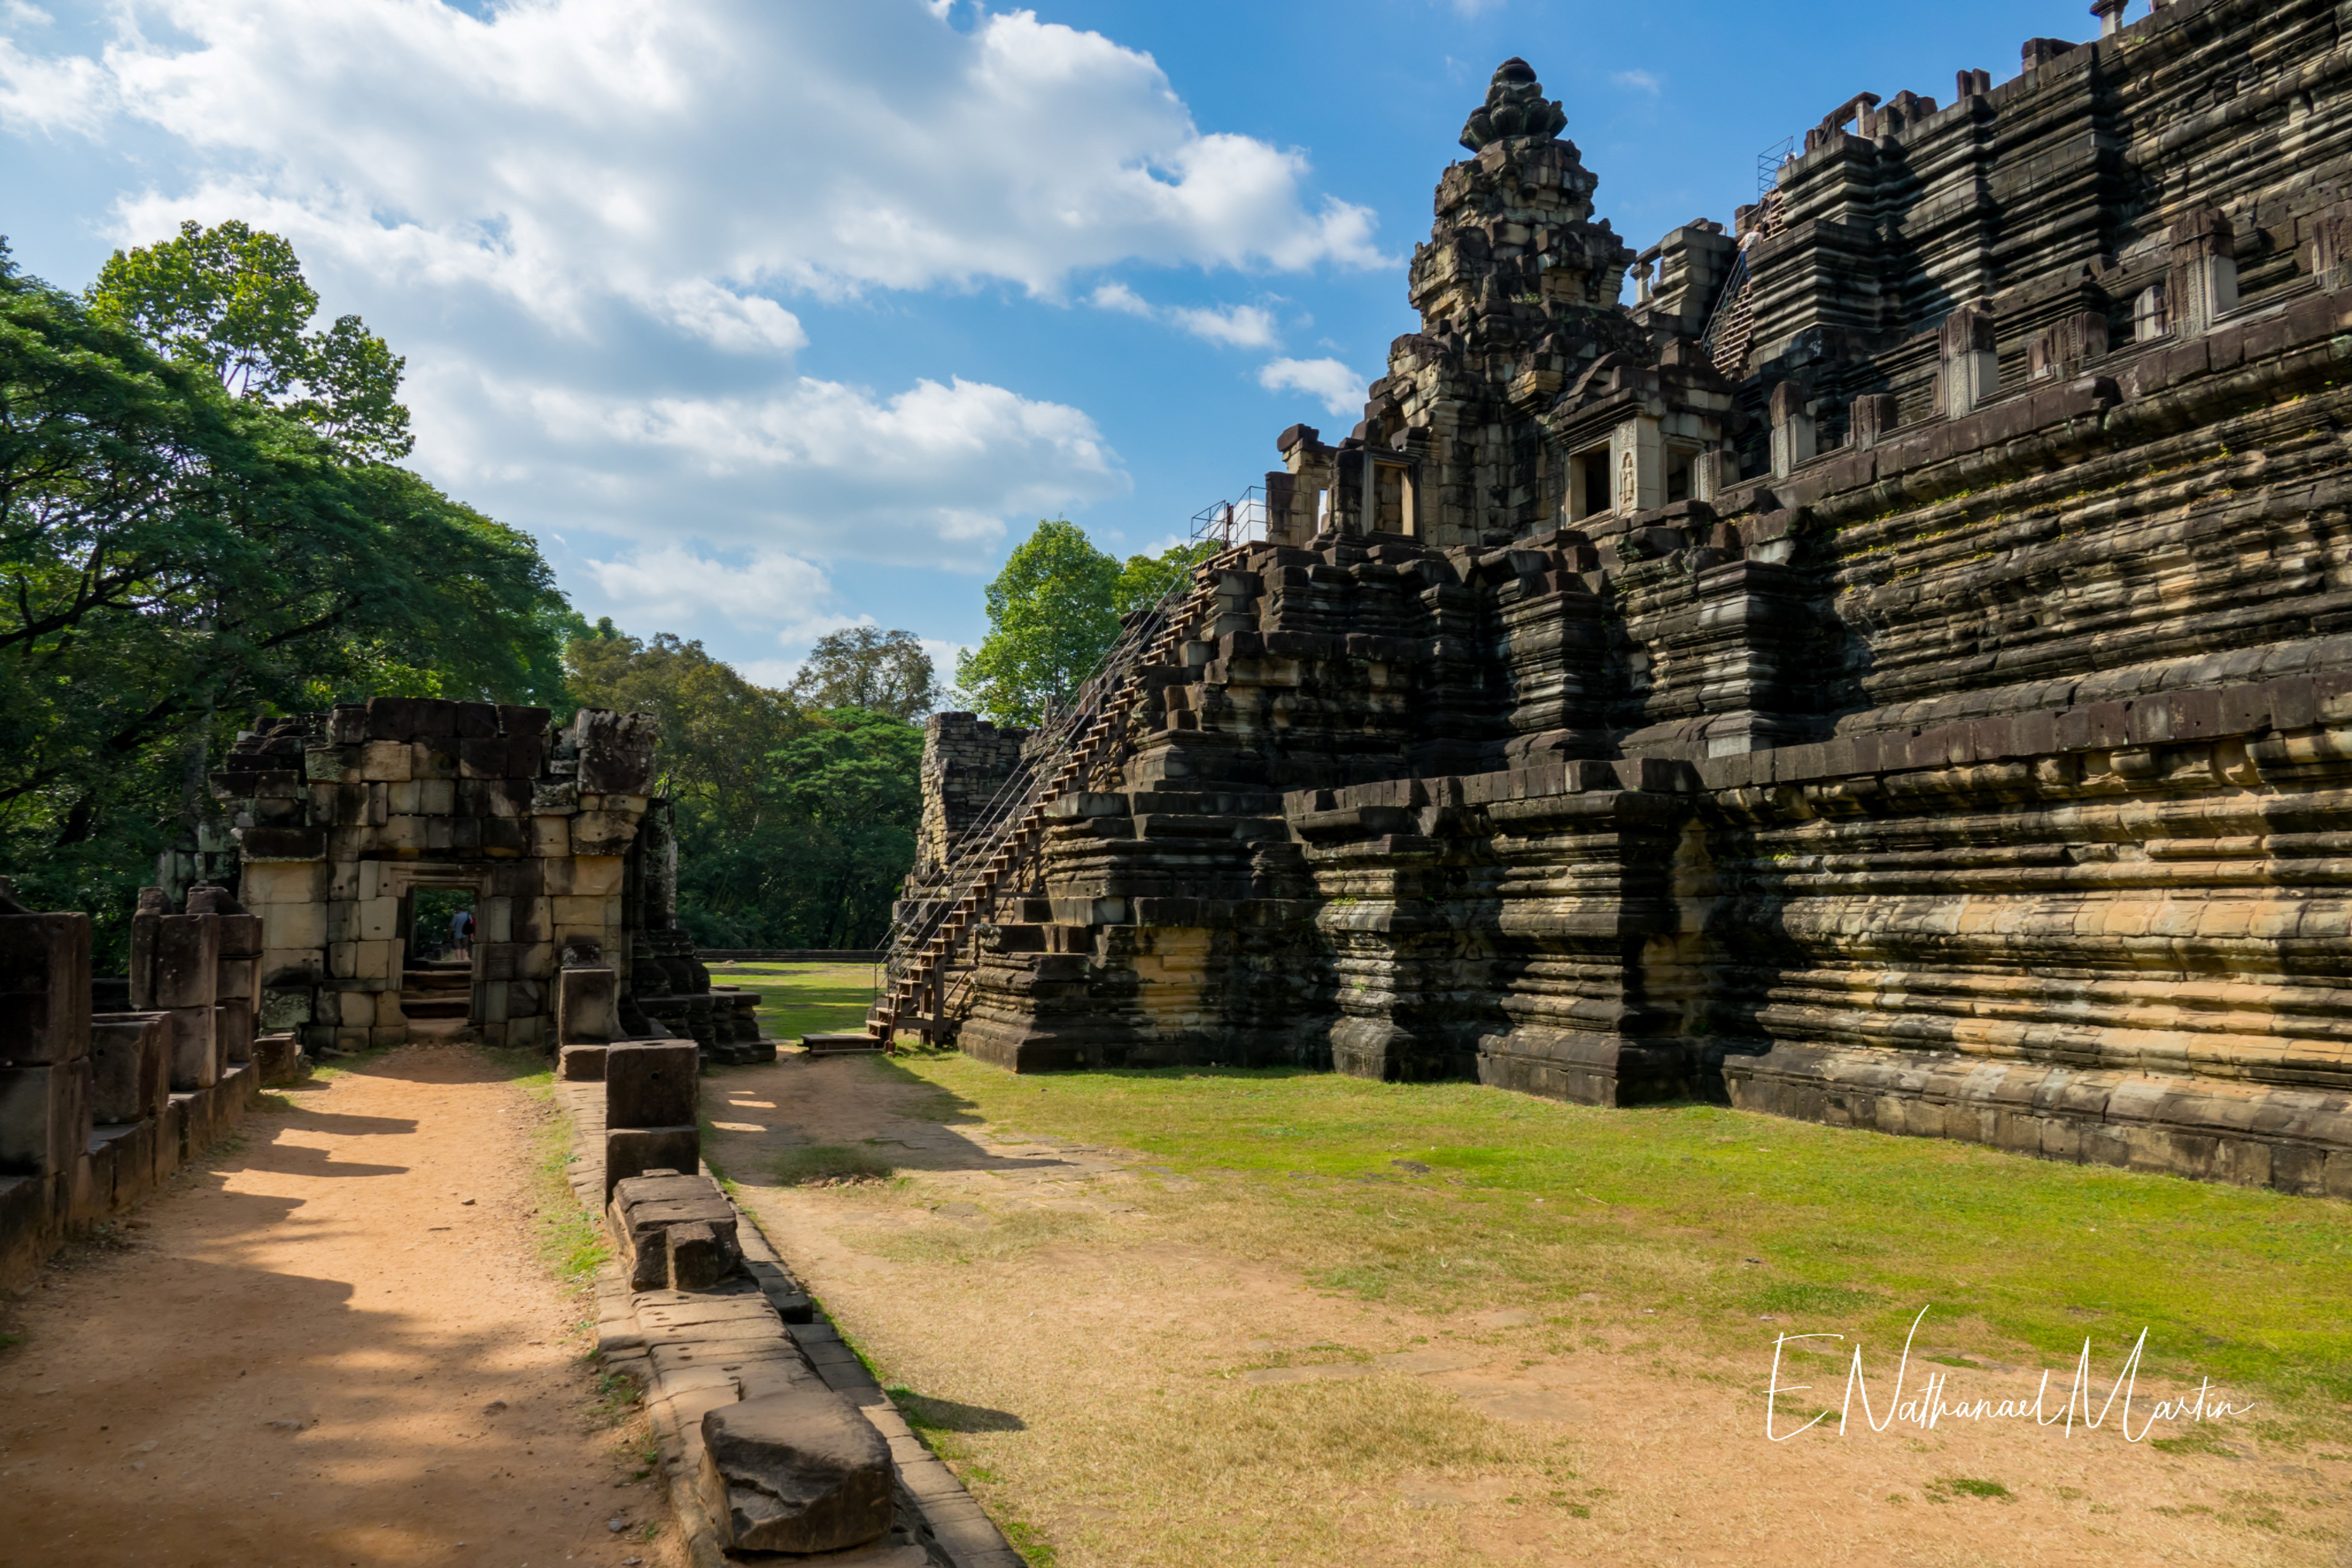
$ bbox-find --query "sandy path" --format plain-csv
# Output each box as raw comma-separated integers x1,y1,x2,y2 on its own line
0,1047,682,1568
707,1053,2352,1568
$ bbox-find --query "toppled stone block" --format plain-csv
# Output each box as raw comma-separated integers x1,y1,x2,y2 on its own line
605,1039,697,1128
607,1169,738,1289
559,1044,608,1081
605,1126,699,1198
695,1387,894,1555
666,1219,729,1290
254,1032,307,1087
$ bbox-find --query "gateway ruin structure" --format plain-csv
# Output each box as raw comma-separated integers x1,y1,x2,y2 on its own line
199,698,766,1059
0,698,777,1282
889,0,2352,1196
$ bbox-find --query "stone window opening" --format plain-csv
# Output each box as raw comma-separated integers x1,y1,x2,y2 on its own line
1568,443,1612,522
1372,461,1417,536
2134,283,2168,343
1665,448,1696,505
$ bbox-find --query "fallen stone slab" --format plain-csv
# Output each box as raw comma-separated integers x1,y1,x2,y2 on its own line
555,1077,1023,1568
559,1043,607,1081
609,1169,740,1291
696,1386,894,1555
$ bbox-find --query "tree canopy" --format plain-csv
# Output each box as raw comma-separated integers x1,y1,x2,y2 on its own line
954,519,1214,725
1,231,567,954
88,220,413,461
789,626,940,721
564,621,925,948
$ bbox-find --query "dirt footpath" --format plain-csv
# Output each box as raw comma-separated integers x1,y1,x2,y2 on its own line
0,1047,680,1568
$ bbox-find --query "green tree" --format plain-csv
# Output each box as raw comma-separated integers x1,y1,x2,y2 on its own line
954,519,1216,725
88,219,413,461
1115,538,1218,618
564,621,805,825
955,519,1120,725
0,241,570,959
740,707,923,946
789,626,940,720
564,623,921,948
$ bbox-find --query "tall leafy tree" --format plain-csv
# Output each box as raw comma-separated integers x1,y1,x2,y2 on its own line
955,519,1215,725
564,623,921,948
1,236,567,959
789,626,940,721
954,519,1120,725
88,220,413,461
565,621,805,821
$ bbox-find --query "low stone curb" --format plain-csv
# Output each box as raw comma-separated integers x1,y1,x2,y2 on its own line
557,1084,1022,1568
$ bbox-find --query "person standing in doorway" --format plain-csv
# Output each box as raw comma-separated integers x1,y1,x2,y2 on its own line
451,906,474,959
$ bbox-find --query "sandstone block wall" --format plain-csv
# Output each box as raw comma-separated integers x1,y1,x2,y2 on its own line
208,698,652,1053
0,889,262,1289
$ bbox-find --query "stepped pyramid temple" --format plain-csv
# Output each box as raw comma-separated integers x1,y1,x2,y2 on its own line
889,1,2352,1196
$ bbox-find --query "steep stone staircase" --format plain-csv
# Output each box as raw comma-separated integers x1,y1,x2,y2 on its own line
865,548,1236,1045
1699,189,1784,379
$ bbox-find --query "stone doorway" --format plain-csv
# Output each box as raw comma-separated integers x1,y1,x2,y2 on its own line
399,881,482,1039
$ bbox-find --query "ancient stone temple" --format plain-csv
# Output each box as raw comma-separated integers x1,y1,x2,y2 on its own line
901,3,2352,1197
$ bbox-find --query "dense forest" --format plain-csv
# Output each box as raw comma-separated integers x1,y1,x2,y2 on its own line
1,220,1208,960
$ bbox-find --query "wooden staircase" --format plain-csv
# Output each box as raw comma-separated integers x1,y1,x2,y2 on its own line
865,549,1234,1046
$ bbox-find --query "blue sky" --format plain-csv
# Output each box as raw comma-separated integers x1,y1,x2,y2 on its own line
2,0,2121,690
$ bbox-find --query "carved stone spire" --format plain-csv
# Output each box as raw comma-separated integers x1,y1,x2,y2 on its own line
1459,57,1569,152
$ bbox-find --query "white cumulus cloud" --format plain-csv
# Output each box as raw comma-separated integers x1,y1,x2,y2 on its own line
1168,303,1278,349
659,281,809,356
1259,356,1363,418
1613,69,1664,95
1090,282,1278,348
418,368,1128,561
62,0,1383,315
1,0,1387,631
0,22,112,137
585,545,841,639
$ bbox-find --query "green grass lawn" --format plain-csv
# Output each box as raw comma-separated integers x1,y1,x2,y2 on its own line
875,1052,2352,1442
710,961,880,1041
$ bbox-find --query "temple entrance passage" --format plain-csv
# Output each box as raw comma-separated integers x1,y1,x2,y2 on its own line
403,884,480,1037
0,1047,681,1568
